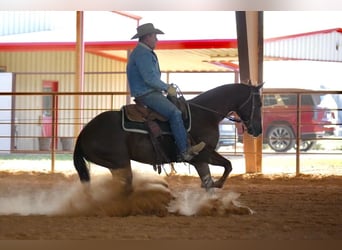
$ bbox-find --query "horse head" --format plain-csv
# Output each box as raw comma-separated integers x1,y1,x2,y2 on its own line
236,83,263,137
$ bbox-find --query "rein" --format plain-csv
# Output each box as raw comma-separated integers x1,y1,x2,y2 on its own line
188,102,241,123
189,103,241,122
187,87,256,124
172,83,242,123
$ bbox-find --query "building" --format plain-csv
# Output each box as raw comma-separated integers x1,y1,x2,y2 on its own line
0,11,341,151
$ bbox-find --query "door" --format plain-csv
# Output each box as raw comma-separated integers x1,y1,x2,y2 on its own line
42,80,58,149
0,73,15,153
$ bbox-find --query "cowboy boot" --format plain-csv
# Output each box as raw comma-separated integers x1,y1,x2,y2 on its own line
182,141,206,161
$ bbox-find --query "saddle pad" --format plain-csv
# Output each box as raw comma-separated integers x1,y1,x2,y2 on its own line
121,106,191,135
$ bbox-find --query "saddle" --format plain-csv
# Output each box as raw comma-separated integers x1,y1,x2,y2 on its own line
124,95,188,123
124,102,167,123
122,95,190,135
121,95,190,173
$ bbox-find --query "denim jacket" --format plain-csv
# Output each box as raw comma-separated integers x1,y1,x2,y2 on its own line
126,42,168,97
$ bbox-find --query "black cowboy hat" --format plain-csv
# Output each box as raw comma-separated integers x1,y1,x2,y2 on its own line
131,23,164,39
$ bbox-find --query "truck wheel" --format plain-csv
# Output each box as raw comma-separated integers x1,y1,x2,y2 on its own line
267,124,295,152
293,140,316,152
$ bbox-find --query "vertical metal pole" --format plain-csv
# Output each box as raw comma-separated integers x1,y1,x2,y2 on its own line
126,49,131,104
234,71,239,83
235,11,250,84
257,12,264,84
295,93,301,175
74,11,85,138
235,11,264,173
166,72,170,84
50,93,56,172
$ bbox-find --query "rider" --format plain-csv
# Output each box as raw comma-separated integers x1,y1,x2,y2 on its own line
126,23,206,161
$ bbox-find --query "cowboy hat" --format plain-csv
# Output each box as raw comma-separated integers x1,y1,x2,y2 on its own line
131,23,164,39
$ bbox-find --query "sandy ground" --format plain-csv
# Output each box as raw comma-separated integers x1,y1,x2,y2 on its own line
0,168,341,240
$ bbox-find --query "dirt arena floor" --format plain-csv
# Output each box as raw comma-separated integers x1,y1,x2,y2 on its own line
0,169,341,240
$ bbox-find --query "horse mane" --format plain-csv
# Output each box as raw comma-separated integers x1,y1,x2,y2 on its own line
189,83,251,105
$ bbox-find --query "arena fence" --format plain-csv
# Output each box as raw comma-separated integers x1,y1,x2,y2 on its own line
0,90,341,175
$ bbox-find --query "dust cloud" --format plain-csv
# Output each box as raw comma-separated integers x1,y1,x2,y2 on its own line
168,189,253,216
0,171,252,216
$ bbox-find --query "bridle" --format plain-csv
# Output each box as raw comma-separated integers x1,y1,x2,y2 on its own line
188,87,258,125
237,90,257,126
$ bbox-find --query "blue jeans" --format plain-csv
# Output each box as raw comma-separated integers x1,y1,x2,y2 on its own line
137,91,188,154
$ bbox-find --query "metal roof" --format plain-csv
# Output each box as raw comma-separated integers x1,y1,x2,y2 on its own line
0,40,239,72
0,28,341,72
264,28,342,62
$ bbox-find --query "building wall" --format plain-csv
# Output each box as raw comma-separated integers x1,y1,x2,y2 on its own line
0,50,127,151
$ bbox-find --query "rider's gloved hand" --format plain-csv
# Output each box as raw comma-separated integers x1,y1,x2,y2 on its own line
167,84,177,97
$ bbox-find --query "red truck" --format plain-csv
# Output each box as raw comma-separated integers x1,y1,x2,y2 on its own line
236,88,336,152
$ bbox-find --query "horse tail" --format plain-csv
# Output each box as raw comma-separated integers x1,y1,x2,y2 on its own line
73,138,90,183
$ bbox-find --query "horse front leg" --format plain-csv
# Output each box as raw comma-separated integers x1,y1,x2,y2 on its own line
192,162,215,190
208,151,232,188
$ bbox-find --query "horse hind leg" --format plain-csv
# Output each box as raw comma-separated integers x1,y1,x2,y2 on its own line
109,166,133,195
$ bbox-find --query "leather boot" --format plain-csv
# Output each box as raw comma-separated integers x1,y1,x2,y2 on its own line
182,141,206,161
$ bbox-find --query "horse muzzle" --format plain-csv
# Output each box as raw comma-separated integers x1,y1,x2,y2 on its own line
246,124,262,138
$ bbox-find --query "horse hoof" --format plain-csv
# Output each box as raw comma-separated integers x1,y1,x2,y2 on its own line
201,182,214,190
213,181,224,189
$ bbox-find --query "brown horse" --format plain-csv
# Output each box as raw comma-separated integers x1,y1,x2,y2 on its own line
73,83,263,191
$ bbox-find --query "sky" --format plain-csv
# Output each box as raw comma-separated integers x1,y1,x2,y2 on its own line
0,10,342,41
263,11,342,38
2,11,342,41
129,11,342,39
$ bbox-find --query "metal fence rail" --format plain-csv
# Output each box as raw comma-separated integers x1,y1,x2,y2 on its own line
0,90,341,175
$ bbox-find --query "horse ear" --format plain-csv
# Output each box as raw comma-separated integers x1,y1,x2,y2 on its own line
257,82,264,90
